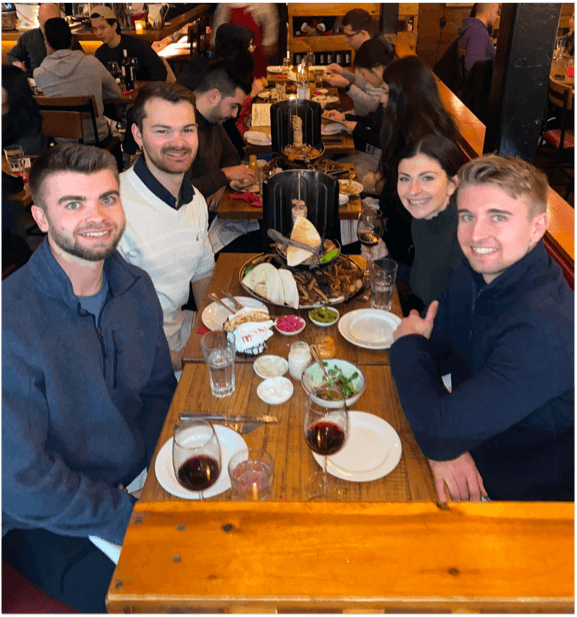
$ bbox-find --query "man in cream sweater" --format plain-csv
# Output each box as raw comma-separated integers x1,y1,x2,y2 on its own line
117,83,214,373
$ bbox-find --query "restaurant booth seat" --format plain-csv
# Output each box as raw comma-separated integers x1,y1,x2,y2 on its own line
2,560,76,613
261,169,340,251
270,99,322,154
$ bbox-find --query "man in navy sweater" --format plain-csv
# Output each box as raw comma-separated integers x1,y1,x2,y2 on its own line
2,144,176,612
390,155,574,503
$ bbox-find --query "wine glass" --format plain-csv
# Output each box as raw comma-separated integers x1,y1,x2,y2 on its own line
172,420,222,500
357,207,384,275
303,387,349,500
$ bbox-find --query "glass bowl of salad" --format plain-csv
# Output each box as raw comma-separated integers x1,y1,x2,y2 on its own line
301,359,366,409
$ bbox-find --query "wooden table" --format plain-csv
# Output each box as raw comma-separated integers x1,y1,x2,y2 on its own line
108,500,574,613
182,253,401,365
217,163,362,221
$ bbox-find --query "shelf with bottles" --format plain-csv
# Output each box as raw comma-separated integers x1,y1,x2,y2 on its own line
287,3,381,67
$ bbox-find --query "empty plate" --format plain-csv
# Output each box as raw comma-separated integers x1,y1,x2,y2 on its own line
312,411,402,482
338,309,401,350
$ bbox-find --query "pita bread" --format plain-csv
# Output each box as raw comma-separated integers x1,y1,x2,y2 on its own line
287,216,321,267
242,263,284,305
278,269,299,309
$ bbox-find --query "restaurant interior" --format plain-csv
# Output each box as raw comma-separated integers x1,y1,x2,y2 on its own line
1,2,574,614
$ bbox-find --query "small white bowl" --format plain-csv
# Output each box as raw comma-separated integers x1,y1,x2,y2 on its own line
253,355,289,379
338,193,349,206
257,376,294,405
274,315,306,336
308,307,340,327
301,359,366,409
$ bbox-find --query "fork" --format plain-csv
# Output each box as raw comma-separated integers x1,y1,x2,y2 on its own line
221,290,243,311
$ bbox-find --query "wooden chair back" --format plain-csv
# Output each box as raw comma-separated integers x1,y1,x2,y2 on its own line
33,95,100,144
548,78,574,112
188,18,209,58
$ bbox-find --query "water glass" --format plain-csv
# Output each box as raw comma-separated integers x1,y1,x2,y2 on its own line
282,57,291,75
369,258,398,311
275,81,286,100
314,69,324,88
201,332,236,397
228,448,274,501
4,145,23,175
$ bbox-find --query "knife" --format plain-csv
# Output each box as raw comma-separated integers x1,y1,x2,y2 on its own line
179,413,279,423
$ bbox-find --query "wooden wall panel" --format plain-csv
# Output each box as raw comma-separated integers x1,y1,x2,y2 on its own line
416,2,471,68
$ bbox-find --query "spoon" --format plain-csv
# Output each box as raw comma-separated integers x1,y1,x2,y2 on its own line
310,345,330,380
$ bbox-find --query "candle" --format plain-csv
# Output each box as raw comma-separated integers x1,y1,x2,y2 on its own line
135,20,145,34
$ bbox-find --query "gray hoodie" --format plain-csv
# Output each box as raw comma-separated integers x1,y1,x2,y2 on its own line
33,49,121,144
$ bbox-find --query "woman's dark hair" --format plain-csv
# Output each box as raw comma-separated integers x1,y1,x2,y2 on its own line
354,36,396,70
215,23,253,51
379,56,457,182
397,133,462,180
1,64,45,152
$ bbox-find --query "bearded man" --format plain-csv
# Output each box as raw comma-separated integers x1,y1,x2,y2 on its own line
2,143,176,612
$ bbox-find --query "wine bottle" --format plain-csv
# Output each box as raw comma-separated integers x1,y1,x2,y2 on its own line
121,49,134,91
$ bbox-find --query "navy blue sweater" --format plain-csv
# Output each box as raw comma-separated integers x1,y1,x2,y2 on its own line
2,239,176,544
390,243,574,501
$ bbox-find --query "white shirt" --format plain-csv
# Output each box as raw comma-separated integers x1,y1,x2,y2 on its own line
118,164,215,351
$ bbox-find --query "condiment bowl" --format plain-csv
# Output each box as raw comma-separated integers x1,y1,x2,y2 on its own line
308,306,340,327
274,315,306,336
301,359,366,408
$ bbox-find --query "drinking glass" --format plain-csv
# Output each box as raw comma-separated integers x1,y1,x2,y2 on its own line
370,258,398,311
228,448,274,501
306,51,315,69
303,387,349,500
172,420,222,500
4,145,23,176
357,207,384,287
201,332,236,397
282,57,291,75
275,80,286,100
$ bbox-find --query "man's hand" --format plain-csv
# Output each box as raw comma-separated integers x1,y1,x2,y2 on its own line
170,348,183,373
343,121,357,134
393,301,439,342
360,238,388,262
12,61,26,71
323,110,346,122
206,186,226,211
223,165,257,183
324,73,350,89
326,63,344,75
250,78,265,99
428,452,488,502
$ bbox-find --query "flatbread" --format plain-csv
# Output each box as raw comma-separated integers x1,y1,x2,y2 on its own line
242,263,284,305
278,269,299,309
287,216,321,267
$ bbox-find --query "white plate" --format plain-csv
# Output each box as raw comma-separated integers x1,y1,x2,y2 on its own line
322,123,345,136
310,66,327,73
312,95,339,105
267,65,284,73
257,376,294,404
257,90,278,101
155,425,247,499
339,179,364,195
254,355,289,379
202,296,266,331
245,130,271,146
230,179,259,192
312,411,402,482
338,309,401,350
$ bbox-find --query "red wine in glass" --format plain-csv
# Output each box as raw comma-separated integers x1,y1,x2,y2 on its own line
358,231,380,247
305,421,346,455
178,455,220,491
